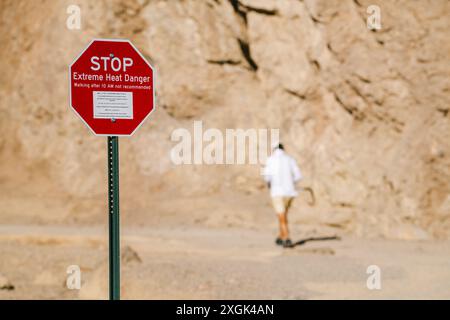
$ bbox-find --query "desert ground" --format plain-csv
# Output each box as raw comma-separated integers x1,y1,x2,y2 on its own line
1,223,449,300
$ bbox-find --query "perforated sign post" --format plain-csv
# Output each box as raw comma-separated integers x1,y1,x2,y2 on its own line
69,39,155,300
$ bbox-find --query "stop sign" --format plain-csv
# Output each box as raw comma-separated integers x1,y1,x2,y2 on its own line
70,39,155,136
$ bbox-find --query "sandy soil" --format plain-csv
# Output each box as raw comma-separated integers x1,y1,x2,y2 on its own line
0,224,449,300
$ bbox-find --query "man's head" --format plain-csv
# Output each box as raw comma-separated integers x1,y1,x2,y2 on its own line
272,142,284,152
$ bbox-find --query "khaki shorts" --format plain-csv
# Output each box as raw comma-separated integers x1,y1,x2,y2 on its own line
271,196,294,214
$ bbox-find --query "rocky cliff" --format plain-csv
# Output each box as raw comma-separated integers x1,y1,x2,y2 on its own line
0,0,449,239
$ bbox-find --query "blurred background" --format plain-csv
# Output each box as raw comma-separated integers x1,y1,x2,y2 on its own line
0,0,449,299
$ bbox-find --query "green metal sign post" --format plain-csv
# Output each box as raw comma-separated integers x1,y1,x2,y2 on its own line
70,39,155,300
108,136,120,300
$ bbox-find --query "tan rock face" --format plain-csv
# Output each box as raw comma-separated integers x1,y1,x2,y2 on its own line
0,0,449,239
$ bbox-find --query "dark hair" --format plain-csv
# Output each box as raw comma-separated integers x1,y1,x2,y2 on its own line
277,143,284,150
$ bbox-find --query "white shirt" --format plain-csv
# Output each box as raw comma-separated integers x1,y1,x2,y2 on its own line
263,149,302,197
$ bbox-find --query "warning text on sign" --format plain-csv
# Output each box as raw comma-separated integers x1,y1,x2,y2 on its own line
93,91,133,120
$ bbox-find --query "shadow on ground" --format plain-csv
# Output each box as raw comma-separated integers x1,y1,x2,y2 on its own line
288,236,341,248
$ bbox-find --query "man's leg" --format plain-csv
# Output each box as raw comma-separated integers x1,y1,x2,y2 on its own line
278,211,289,240
273,212,284,245
277,213,285,239
281,198,294,247
273,197,285,241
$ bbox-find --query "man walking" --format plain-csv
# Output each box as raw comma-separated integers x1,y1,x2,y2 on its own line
263,143,302,248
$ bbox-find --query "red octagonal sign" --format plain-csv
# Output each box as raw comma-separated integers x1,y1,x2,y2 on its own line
70,39,155,136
